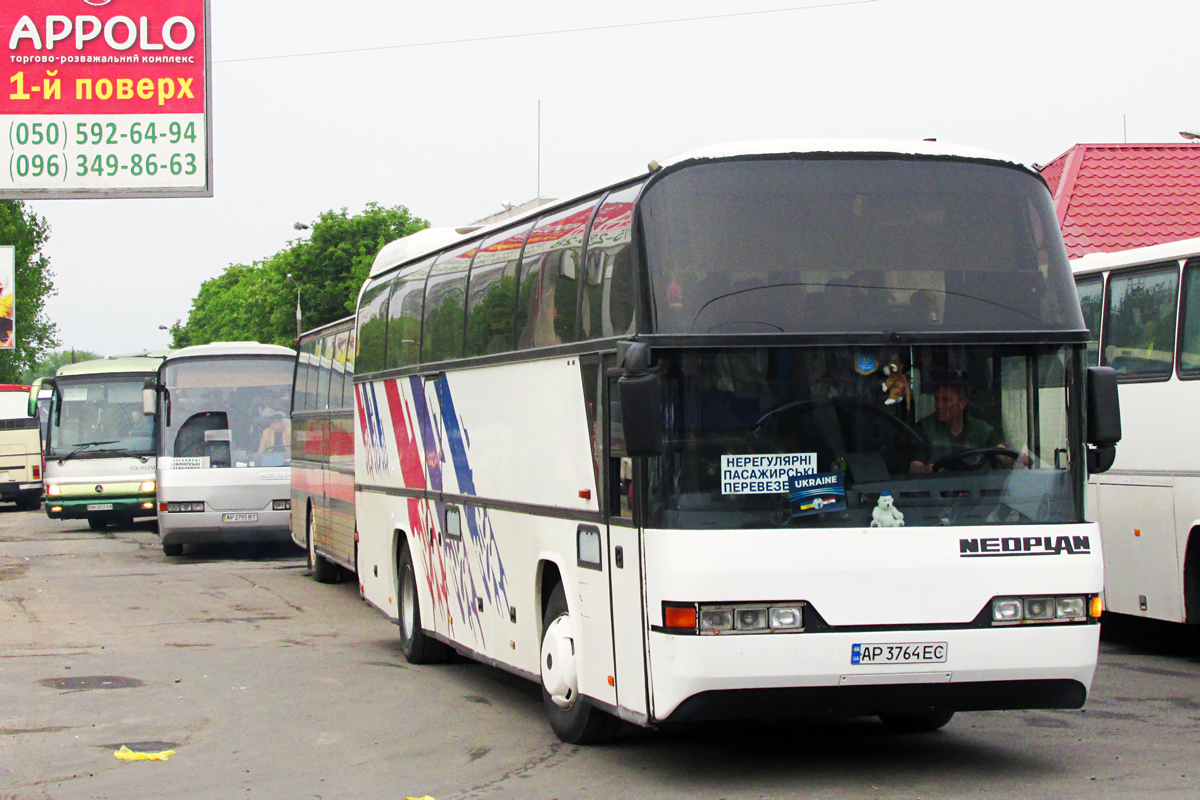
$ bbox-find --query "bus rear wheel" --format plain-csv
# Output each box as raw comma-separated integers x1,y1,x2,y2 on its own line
540,583,620,744
397,541,448,664
308,509,339,584
879,709,955,733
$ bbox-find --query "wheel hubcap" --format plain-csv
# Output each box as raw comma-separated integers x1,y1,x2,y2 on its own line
540,613,578,708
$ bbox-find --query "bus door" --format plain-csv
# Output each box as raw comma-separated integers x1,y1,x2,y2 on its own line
598,359,649,721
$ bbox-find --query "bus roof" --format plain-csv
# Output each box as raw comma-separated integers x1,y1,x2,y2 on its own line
54,354,168,378
166,341,296,360
1071,235,1200,275
367,138,1033,280
299,316,354,341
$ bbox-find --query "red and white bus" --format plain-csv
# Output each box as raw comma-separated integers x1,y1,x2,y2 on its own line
290,317,356,582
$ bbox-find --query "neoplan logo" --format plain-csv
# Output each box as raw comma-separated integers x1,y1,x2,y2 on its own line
959,535,1091,557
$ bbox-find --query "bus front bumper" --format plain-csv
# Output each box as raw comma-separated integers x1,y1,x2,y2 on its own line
44,495,157,519
648,624,1099,723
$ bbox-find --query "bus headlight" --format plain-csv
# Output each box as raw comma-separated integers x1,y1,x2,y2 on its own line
769,606,804,630
1024,597,1055,620
272,499,290,511
991,594,1096,625
139,480,156,493
46,484,61,496
1056,597,1087,619
735,607,769,631
992,598,1024,622
699,607,733,632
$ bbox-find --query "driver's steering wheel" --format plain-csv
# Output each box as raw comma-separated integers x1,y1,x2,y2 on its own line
931,447,1020,472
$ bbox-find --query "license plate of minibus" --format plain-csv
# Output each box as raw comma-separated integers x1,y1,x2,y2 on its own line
222,513,258,523
87,503,114,511
851,642,947,665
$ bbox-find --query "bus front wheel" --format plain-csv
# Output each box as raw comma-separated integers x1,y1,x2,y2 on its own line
87,516,107,531
162,543,183,557
397,541,448,664
540,583,620,744
879,709,955,733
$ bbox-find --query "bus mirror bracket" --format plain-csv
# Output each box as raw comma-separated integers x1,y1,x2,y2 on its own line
617,342,663,457
1085,366,1121,475
142,379,157,417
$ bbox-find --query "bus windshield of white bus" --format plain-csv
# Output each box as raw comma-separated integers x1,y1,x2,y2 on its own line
48,377,155,459
641,158,1085,335
162,357,293,469
647,343,1082,530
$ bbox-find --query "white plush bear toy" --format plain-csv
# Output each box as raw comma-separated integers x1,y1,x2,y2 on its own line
870,493,905,527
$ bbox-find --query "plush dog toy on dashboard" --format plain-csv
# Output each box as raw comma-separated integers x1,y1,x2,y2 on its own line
881,355,911,409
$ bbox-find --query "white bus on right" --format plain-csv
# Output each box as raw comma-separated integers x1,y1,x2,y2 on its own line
1073,236,1200,625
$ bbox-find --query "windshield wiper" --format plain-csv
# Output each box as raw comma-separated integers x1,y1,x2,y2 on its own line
57,440,119,464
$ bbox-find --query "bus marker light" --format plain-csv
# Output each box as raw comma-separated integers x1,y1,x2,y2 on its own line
159,502,167,511
579,489,591,500
664,604,697,630
49,505,61,513
141,502,154,509
1089,596,1104,618
1134,528,1141,537
607,675,614,687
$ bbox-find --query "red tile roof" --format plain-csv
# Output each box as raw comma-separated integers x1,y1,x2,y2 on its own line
1037,143,1200,259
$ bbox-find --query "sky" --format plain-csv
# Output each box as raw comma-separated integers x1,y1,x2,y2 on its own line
21,0,1200,356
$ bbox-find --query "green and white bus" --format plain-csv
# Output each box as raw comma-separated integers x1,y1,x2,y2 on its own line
36,354,167,529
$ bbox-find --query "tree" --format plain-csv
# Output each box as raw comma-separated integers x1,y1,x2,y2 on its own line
173,203,427,348
0,201,59,382
19,348,102,384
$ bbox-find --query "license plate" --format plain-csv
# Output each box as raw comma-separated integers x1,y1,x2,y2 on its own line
851,642,947,665
87,503,114,511
222,513,258,523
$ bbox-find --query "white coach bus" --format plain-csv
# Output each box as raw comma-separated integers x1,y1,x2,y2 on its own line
152,342,296,556
1073,237,1200,625
35,354,167,529
353,140,1121,743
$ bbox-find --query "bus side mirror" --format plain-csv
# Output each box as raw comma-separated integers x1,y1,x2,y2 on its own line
27,377,45,418
617,342,663,457
1086,366,1121,474
143,379,156,416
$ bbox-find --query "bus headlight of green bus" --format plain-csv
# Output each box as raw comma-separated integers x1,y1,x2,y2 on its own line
46,484,61,496
139,480,156,493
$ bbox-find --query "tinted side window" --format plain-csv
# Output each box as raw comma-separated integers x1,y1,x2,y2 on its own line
296,339,317,411
1075,276,1103,368
465,225,531,357
341,326,357,407
1178,259,1200,377
330,329,348,409
1104,263,1179,380
386,258,434,371
583,184,642,340
516,200,599,350
355,276,392,374
315,334,333,411
423,244,475,363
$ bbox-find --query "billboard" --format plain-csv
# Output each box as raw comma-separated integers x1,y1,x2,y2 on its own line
0,0,211,198
0,245,12,348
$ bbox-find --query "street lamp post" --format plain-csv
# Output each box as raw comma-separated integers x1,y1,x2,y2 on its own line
285,273,302,339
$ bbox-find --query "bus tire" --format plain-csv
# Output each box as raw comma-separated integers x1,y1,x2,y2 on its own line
879,709,955,733
17,493,40,511
308,509,339,584
87,516,108,531
540,583,620,744
398,541,448,664
162,543,183,557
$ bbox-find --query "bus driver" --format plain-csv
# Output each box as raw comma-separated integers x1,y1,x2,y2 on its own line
909,379,1001,473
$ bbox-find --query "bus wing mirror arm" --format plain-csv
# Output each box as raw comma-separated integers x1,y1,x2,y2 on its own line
27,377,45,418
617,342,664,457
1085,366,1121,475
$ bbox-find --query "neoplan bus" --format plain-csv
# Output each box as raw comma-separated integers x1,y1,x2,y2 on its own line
35,354,167,529
0,384,43,510
353,139,1122,743
1073,236,1200,625
291,317,356,582
152,342,296,556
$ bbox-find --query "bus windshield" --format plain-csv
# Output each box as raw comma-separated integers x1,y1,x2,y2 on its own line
647,344,1082,530
162,356,293,468
48,377,155,458
641,158,1084,335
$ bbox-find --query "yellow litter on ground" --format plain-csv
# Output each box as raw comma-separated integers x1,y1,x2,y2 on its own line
114,745,176,761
